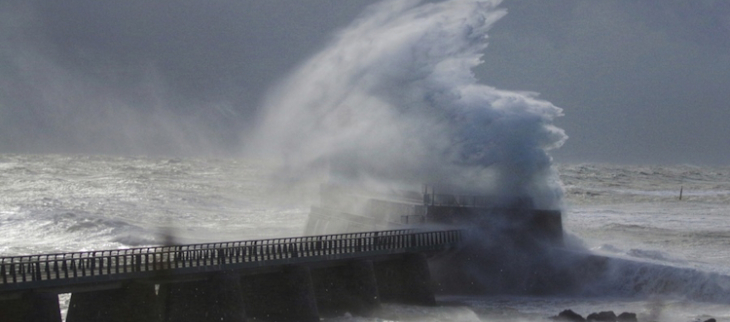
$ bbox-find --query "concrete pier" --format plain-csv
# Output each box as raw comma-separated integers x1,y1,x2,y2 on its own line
1,229,460,321
240,265,319,322
0,292,61,322
311,260,380,317
374,253,435,306
159,272,246,322
66,283,159,322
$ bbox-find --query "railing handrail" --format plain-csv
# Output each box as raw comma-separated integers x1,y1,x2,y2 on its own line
0,228,419,263
0,229,463,290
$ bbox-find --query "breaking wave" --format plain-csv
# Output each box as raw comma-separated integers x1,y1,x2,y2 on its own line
248,0,566,209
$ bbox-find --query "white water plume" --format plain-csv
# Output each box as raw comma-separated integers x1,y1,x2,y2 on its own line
249,0,567,209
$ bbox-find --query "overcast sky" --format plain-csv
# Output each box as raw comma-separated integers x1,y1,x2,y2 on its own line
1,0,729,164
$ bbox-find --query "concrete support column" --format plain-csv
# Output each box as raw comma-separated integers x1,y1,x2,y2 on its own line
158,272,246,322
312,260,380,317
0,293,61,322
240,265,319,322
374,253,436,306
66,283,159,322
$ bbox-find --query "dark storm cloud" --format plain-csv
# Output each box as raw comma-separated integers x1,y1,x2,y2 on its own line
34,1,371,105
1,0,728,164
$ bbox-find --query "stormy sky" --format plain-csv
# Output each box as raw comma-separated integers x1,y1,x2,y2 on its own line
1,0,728,164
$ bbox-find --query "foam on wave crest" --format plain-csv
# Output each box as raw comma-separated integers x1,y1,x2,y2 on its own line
585,257,730,302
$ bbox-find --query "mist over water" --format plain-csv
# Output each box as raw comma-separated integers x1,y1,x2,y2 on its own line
0,1,241,156
249,0,566,209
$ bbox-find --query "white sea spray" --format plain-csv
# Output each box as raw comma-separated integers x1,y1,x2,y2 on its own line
248,0,566,209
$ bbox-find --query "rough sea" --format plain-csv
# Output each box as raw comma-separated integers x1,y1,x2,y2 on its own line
1,153,728,321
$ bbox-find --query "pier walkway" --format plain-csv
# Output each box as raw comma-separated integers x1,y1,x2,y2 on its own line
0,229,463,322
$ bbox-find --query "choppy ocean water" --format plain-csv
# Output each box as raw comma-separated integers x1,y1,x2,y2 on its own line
1,153,729,321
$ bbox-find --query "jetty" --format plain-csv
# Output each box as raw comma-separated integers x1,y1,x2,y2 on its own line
0,229,461,322
1,184,568,321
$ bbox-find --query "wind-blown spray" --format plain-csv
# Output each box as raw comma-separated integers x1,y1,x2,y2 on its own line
250,0,567,209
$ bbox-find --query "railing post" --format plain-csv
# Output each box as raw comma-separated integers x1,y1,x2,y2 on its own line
87,258,93,276
316,237,322,256
44,261,51,280
71,260,78,278
176,249,183,268
19,263,26,282
136,254,142,272
35,262,42,281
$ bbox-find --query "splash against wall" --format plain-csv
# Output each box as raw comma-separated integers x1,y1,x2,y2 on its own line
248,0,567,209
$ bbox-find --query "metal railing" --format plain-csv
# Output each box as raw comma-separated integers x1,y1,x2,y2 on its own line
0,229,462,291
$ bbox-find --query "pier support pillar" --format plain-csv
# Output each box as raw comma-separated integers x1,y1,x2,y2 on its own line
66,283,159,322
158,272,246,322
241,265,319,322
374,253,435,306
0,293,61,322
312,260,380,317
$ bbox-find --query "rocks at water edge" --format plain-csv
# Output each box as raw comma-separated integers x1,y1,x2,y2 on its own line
552,309,716,322
617,312,638,322
551,310,638,322
552,309,585,322
587,311,617,322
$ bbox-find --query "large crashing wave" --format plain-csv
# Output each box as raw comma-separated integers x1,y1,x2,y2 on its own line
249,0,567,209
